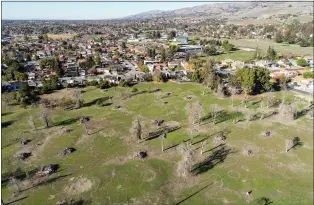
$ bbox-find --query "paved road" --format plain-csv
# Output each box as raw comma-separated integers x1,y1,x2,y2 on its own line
121,60,141,79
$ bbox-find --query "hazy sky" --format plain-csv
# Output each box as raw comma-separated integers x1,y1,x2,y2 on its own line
2,2,219,20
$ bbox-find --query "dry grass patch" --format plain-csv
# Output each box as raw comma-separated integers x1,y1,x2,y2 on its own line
64,177,93,195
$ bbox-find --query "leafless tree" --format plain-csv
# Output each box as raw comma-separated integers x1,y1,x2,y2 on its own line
260,98,264,109
209,104,222,125
233,106,240,124
129,115,144,141
177,143,195,177
2,92,14,106
200,140,207,155
73,89,83,108
40,108,50,128
266,96,275,108
185,101,203,125
241,96,249,108
279,103,296,121
28,115,36,131
160,132,167,152
245,109,255,122
286,137,302,152
9,177,20,193
230,87,238,107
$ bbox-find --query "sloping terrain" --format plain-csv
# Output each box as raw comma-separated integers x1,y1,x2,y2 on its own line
123,2,313,22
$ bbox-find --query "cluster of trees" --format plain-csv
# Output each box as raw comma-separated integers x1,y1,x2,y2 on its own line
303,72,313,79
222,40,234,53
79,56,96,69
235,67,271,95
168,30,176,39
145,31,161,39
265,46,277,61
86,79,113,89
169,44,180,53
203,45,217,55
200,39,222,46
42,75,60,94
16,83,40,107
191,59,222,94
39,58,59,71
147,48,156,58
274,20,313,47
296,58,308,67
38,33,49,41
2,59,26,81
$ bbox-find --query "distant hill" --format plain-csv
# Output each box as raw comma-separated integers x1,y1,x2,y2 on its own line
122,2,313,22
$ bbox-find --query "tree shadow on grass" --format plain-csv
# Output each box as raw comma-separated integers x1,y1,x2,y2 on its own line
21,173,72,192
191,146,235,175
5,196,28,205
174,174,227,205
54,117,80,127
253,197,273,205
294,107,313,120
1,112,13,116
124,91,147,99
202,143,226,154
2,120,15,128
142,126,181,142
201,110,241,125
1,168,39,188
83,96,111,107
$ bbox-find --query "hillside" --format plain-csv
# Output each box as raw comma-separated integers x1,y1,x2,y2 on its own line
123,2,313,22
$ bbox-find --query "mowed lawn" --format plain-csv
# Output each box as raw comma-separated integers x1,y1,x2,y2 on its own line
1,82,313,205
228,39,314,56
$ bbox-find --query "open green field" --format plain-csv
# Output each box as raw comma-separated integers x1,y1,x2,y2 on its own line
201,50,255,62
227,39,314,57
2,83,313,205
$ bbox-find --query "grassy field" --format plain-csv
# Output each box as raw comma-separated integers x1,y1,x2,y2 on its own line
201,50,255,62
47,34,76,40
227,39,314,56
2,83,313,205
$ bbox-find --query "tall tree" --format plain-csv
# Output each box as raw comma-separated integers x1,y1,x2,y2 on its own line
266,46,277,61
201,59,216,95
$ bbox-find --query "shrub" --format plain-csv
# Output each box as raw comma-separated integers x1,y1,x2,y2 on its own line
303,72,314,79
87,80,99,86
119,80,132,87
131,87,138,93
297,58,308,67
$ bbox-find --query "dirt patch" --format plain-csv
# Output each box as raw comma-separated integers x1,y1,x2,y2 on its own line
41,89,81,101
64,177,93,195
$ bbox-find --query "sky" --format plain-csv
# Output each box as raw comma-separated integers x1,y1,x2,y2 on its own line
2,2,219,20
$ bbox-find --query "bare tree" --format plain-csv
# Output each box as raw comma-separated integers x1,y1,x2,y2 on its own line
200,140,207,155
241,96,249,108
233,106,240,124
279,86,288,110
279,103,296,121
230,87,238,107
2,92,14,106
129,115,144,141
260,98,264,109
28,115,36,131
78,117,89,134
286,137,302,152
177,143,195,177
73,89,83,108
266,96,275,108
9,177,20,193
40,108,50,128
160,132,167,152
209,104,222,125
245,109,255,122
185,101,203,125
